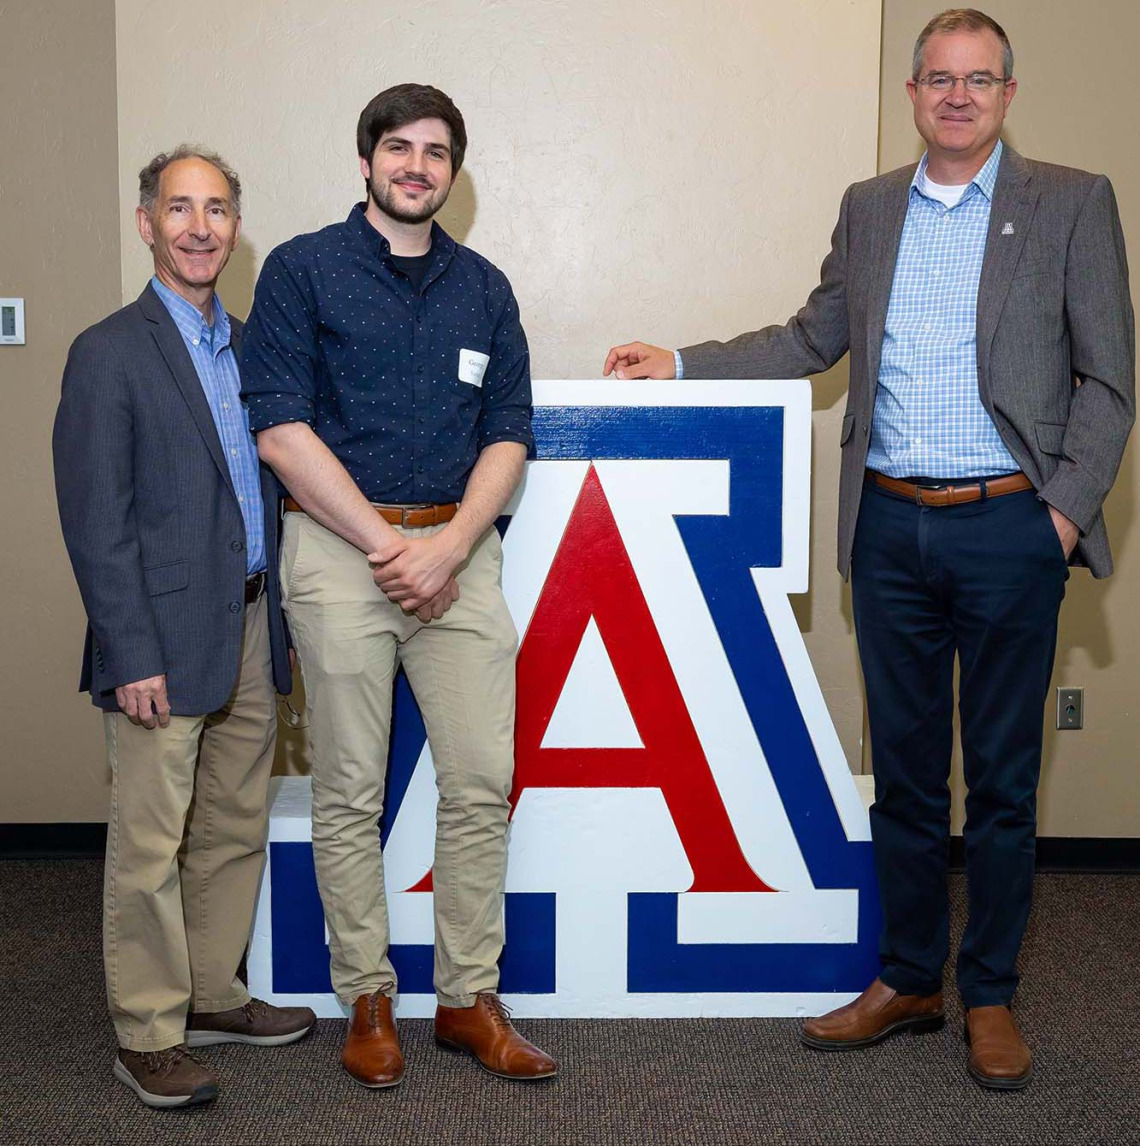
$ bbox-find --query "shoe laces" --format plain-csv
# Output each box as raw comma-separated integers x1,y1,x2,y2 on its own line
477,992,514,1029
140,1045,203,1077
241,998,271,1023
367,984,396,1028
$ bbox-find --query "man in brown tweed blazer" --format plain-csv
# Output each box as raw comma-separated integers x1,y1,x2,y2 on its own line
604,9,1133,1089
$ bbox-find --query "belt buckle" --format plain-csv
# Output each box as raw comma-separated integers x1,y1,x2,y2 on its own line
915,481,945,506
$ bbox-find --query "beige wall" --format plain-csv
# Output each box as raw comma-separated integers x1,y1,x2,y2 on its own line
7,2,1135,837
0,0,121,820
879,1,1140,835
111,0,881,785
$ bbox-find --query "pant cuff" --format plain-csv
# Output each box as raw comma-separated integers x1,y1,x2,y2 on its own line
436,991,480,1009
189,989,250,1014
879,967,942,998
117,1030,187,1052
336,983,397,1008
960,989,1015,1009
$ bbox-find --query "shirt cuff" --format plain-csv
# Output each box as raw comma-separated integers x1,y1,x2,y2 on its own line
245,393,317,433
674,350,684,380
477,421,535,453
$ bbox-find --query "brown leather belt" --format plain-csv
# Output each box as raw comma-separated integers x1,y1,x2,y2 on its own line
283,497,458,527
867,470,1034,507
244,571,266,603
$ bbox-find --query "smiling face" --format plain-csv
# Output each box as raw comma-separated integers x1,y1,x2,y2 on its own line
136,157,241,302
361,117,454,225
907,29,1016,175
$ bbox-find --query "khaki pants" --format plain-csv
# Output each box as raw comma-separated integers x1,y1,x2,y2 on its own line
281,513,517,1007
102,594,277,1050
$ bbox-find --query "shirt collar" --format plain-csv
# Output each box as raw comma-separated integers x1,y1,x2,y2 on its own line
911,138,1003,203
150,275,229,350
345,202,457,263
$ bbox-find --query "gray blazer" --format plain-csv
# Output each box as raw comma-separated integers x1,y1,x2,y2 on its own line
681,145,1135,579
53,283,292,714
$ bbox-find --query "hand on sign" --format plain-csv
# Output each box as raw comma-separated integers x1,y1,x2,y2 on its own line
602,341,676,380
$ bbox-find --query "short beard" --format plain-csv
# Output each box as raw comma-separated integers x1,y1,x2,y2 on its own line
367,174,448,225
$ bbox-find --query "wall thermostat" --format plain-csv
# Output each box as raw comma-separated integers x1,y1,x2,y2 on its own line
1,298,26,345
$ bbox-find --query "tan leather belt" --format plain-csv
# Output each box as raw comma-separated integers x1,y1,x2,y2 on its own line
283,497,458,527
867,470,1033,507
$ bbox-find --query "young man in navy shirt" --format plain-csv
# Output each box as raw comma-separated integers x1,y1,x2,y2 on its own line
242,84,555,1086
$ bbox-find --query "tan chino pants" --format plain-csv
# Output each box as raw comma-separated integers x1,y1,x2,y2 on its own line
102,593,277,1050
280,513,517,1007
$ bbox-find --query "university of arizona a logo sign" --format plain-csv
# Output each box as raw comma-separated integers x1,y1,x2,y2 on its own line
250,381,880,1017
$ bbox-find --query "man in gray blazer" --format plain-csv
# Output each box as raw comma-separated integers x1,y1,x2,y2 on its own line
604,9,1133,1089
53,146,313,1109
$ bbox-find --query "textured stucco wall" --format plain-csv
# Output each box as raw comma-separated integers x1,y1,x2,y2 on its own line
879,1,1140,837
114,0,882,784
1,0,121,820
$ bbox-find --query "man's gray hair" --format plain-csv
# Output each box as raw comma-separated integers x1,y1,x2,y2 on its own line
138,145,242,214
912,8,1014,81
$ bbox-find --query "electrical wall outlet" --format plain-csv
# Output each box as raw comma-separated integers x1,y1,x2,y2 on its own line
1057,687,1083,730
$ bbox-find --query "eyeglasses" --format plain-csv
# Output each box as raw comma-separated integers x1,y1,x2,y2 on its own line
915,72,1009,93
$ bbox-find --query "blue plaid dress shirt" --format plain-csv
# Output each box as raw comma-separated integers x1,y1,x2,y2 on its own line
151,276,266,574
866,140,1019,478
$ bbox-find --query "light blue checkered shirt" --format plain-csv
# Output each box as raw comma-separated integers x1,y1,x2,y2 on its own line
866,141,1018,478
152,277,266,574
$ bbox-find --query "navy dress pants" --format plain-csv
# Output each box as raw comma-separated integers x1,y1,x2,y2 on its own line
851,477,1068,1007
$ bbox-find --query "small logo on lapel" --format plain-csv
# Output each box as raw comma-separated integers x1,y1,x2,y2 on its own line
1001,222,1015,236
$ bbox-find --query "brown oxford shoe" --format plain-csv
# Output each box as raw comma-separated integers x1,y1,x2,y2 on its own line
965,1005,1033,1090
435,993,557,1080
342,989,405,1088
801,977,944,1050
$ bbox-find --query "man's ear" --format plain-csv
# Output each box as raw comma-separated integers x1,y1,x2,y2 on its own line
359,154,372,182
136,205,155,248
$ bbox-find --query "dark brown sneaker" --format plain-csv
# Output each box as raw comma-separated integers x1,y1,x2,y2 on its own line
435,993,557,1080
113,1045,218,1108
965,1005,1033,1090
801,977,944,1050
186,997,315,1047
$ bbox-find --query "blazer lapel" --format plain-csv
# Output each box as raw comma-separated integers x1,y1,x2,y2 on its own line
976,146,1039,389
864,166,914,395
138,283,236,499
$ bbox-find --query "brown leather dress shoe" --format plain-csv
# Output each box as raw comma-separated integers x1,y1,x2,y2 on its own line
342,989,405,1088
965,1005,1033,1090
801,977,944,1050
186,997,316,1047
435,993,557,1080
114,1045,218,1108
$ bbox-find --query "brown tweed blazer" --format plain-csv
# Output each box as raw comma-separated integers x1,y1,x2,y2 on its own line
681,144,1135,579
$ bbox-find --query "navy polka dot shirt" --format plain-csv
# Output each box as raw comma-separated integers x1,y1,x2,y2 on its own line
240,204,534,504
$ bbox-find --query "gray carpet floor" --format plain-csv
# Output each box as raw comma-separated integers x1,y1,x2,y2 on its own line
1,860,1136,1145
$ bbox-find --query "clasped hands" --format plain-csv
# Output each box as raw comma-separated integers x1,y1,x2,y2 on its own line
367,529,466,623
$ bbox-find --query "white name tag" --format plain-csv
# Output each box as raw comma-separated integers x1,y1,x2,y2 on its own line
458,348,490,388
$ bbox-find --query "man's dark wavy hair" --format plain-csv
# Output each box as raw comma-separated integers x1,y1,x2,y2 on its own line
356,84,467,175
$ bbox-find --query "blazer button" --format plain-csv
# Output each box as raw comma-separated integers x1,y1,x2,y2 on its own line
231,540,244,552
229,601,241,614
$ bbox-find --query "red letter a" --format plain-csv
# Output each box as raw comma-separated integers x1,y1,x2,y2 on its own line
511,466,774,893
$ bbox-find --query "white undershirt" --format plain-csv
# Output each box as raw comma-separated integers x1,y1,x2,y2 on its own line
921,172,969,208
